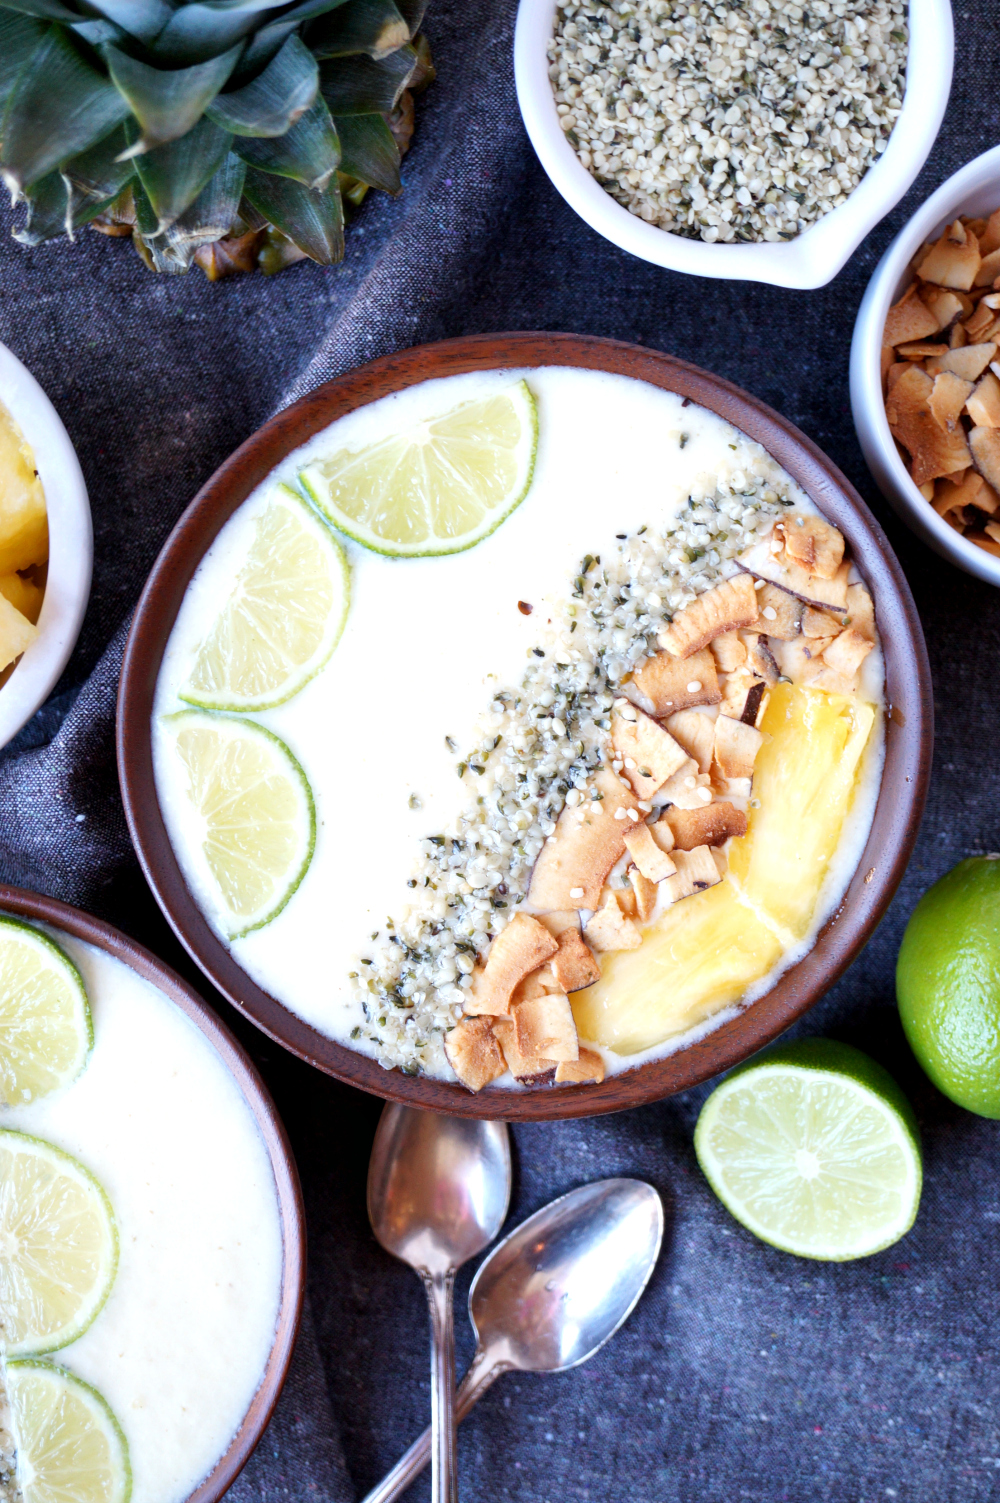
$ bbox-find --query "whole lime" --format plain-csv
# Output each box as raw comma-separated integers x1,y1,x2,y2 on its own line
897,855,1000,1117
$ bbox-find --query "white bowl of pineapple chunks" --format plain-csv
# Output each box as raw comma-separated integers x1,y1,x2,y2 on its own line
0,342,91,750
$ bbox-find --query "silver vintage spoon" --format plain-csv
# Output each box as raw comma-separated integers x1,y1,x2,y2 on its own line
363,1176,663,1503
367,1105,511,1503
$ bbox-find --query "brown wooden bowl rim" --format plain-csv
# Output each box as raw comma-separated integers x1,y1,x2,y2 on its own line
0,884,306,1503
117,332,933,1120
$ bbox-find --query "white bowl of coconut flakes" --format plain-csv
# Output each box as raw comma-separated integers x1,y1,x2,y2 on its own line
514,0,953,290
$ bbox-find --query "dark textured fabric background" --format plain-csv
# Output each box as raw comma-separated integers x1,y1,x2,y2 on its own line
1,2,999,1498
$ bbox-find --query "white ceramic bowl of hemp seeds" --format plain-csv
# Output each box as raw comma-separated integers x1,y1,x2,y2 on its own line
515,0,953,290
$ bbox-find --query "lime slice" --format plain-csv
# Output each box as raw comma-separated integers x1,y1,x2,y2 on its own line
299,379,538,557
180,485,349,713
163,710,315,938
694,1040,922,1261
0,919,92,1108
7,1360,130,1503
0,1131,118,1357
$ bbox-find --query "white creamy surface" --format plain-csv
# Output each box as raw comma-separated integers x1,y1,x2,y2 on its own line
153,366,884,1079
4,934,284,1503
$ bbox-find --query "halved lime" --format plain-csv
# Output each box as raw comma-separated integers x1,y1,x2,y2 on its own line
163,710,315,938
0,1131,118,1357
694,1039,922,1261
180,485,350,713
299,379,538,557
7,1360,131,1503
0,919,92,1107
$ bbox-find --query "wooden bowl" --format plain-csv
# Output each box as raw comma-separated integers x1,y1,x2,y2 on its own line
0,884,305,1503
118,333,932,1121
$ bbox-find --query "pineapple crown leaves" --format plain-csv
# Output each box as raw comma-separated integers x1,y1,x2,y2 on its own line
0,0,433,274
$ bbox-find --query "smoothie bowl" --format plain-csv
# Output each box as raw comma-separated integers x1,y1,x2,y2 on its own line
0,886,303,1503
119,334,931,1120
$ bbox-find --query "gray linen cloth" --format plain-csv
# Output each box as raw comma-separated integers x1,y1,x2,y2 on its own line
3,2,1000,1498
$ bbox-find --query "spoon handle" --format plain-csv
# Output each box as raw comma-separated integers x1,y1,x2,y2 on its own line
360,1348,505,1503
423,1269,458,1503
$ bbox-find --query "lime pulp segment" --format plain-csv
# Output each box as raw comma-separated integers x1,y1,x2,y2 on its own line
0,918,92,1108
299,379,538,557
164,710,316,939
694,1040,922,1261
7,1360,131,1503
180,484,350,713
0,1130,118,1357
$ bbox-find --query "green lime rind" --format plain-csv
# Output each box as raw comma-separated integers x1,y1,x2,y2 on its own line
694,1038,922,1263
0,917,93,1107
897,855,1000,1119
7,1359,132,1503
0,1130,119,1358
179,485,351,715
163,709,317,940
299,380,539,559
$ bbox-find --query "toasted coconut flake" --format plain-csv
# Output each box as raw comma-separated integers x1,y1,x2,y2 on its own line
886,364,972,485
897,341,949,360
657,757,713,809
623,821,677,882
739,632,779,685
528,768,637,911
717,666,760,720
968,529,1000,557
611,701,688,799
802,606,846,638
631,646,720,714
648,817,675,854
772,636,835,683
537,909,581,938
962,302,997,341
916,220,981,290
629,864,658,922
740,681,768,728
844,583,876,641
737,543,850,610
884,282,941,346
664,800,748,850
951,324,969,350
979,208,1000,256
822,628,874,680
966,370,1000,428
464,912,559,1017
926,343,998,381
656,573,759,658
919,285,968,329
615,882,638,919
492,1017,556,1083
774,512,845,580
584,891,643,952
549,929,601,992
887,361,910,391
555,1047,605,1085
709,631,747,672
663,845,723,904
755,582,803,640
975,247,1000,287
444,1016,507,1092
663,709,716,773
969,426,1000,492
929,371,975,431
512,991,579,1063
714,715,764,780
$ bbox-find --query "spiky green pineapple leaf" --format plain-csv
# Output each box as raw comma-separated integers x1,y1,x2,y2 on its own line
155,150,246,268
232,94,339,189
319,43,415,115
0,12,44,105
234,0,355,81
395,0,427,31
70,19,125,44
151,1,305,67
309,0,409,60
242,162,343,263
62,124,135,217
10,168,67,241
84,0,172,41
336,112,398,193
132,116,233,230
206,33,317,137
0,1,79,19
105,40,243,153
1,25,130,189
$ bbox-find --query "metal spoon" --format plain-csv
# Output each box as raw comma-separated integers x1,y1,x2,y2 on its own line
367,1105,511,1503
363,1176,663,1503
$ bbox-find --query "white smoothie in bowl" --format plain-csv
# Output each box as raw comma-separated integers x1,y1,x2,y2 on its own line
151,366,885,1096
0,918,286,1503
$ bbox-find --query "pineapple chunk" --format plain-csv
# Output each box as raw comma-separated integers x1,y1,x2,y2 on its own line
0,592,37,672
0,406,47,575
727,682,875,938
0,571,43,624
572,880,782,1056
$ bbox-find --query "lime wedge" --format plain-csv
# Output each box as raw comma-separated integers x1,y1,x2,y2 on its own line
694,1040,922,1261
7,1360,130,1503
0,1131,118,1357
163,710,315,938
180,485,349,713
0,919,92,1107
299,380,538,557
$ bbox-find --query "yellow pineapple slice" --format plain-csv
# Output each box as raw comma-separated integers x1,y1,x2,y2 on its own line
0,405,47,574
727,683,875,938
572,880,782,1056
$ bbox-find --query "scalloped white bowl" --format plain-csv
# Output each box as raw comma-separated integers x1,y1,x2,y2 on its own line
851,145,1000,586
0,344,91,751
514,0,953,289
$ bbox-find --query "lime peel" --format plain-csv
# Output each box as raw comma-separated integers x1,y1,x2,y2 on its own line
7,1359,131,1503
0,918,92,1108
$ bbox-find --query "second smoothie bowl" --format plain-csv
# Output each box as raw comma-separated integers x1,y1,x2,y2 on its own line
118,334,931,1120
